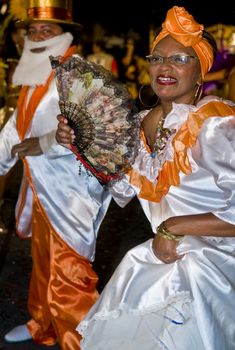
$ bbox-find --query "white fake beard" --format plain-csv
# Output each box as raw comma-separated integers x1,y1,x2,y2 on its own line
12,32,73,86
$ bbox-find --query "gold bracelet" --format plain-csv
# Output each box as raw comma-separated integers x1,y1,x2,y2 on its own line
157,222,184,242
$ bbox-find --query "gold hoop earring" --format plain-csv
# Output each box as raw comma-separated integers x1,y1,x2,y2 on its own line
194,84,203,105
138,84,159,108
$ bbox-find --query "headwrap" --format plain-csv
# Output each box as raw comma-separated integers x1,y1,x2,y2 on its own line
151,6,214,79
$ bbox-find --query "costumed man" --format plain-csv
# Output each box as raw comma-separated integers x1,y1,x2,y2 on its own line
0,0,126,348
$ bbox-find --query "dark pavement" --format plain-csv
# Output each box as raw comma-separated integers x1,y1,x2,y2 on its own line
0,167,153,350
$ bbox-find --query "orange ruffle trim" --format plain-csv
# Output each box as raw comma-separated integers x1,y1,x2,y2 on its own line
129,101,235,202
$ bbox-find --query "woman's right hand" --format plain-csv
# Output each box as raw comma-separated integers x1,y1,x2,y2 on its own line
56,115,75,149
152,234,183,264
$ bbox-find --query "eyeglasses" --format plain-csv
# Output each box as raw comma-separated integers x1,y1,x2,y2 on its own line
146,54,198,66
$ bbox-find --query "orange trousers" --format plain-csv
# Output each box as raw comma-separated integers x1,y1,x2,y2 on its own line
27,198,99,349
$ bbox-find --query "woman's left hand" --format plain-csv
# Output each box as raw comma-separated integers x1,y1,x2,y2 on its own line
152,234,184,264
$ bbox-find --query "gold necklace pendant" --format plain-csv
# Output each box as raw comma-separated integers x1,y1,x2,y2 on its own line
151,116,176,159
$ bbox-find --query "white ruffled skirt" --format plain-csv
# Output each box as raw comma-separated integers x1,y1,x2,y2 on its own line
77,236,235,350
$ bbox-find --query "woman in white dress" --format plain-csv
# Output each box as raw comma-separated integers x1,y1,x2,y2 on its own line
56,6,235,350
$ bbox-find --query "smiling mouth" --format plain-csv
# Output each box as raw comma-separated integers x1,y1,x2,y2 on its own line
157,76,177,85
30,47,46,53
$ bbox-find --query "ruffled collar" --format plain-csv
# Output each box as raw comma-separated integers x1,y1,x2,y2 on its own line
129,97,235,202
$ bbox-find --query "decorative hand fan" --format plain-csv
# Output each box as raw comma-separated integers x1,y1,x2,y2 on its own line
50,54,140,185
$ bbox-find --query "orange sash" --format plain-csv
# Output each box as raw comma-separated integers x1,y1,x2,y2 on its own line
15,46,77,235
130,101,235,202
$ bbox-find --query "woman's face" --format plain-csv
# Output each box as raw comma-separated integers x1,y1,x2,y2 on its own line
148,35,201,104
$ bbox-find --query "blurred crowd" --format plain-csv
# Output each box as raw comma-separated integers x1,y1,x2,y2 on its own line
1,2,235,115
0,0,235,235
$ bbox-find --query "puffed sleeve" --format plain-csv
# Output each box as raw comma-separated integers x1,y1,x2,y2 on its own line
195,115,235,224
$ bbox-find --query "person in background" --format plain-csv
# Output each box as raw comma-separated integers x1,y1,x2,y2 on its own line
0,19,26,235
0,53,9,232
0,1,128,348
120,36,140,100
87,39,119,78
56,6,235,350
227,66,235,102
120,35,151,109
202,26,235,99
76,37,86,57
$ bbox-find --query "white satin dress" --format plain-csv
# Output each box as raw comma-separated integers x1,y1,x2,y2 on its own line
77,96,235,350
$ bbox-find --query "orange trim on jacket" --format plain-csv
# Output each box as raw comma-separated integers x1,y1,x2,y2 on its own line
15,45,77,237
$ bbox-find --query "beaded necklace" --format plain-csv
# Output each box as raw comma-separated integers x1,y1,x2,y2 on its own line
150,114,176,159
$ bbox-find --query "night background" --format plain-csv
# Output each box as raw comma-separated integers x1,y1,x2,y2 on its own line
74,0,235,35
72,0,235,57
0,1,235,349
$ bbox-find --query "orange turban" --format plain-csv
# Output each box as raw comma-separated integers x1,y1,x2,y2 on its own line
151,6,214,79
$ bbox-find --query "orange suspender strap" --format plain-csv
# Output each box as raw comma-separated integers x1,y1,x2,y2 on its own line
15,45,77,230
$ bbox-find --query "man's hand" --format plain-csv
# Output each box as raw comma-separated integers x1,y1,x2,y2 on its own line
56,115,75,149
11,137,42,158
152,234,184,264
